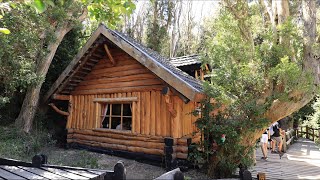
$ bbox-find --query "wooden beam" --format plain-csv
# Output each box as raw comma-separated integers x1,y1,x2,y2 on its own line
82,67,92,71
43,25,105,103
85,62,95,66
104,44,116,66
163,90,177,118
52,94,70,101
93,97,138,103
48,103,69,116
101,29,200,101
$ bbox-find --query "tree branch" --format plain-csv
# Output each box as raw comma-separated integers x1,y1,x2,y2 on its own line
48,103,69,116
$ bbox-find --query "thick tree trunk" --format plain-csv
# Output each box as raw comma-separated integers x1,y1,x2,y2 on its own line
15,24,72,133
302,0,319,85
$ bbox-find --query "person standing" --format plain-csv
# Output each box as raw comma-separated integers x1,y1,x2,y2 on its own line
260,129,269,160
271,121,284,158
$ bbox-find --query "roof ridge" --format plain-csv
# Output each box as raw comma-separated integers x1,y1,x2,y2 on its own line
108,29,203,92
169,54,199,60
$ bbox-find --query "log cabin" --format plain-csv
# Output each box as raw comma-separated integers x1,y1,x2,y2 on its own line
169,54,211,81
44,24,204,166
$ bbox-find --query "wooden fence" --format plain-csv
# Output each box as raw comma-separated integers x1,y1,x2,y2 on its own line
282,129,295,152
296,126,320,142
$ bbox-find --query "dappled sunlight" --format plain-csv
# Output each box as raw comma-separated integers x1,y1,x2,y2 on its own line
251,138,320,179
298,175,320,179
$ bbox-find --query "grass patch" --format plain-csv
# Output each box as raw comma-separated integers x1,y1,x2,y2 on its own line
0,125,55,161
43,148,99,169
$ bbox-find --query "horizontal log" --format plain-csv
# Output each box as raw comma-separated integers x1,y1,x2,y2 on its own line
78,73,155,86
75,78,162,91
52,94,70,101
175,146,188,154
71,85,164,95
93,128,165,140
93,97,138,103
84,68,150,81
176,152,188,159
90,64,143,76
192,136,201,144
71,133,164,150
69,129,164,142
68,139,164,156
177,138,191,146
164,145,188,154
92,57,138,70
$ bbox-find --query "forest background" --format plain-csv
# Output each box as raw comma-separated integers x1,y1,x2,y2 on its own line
1,0,320,178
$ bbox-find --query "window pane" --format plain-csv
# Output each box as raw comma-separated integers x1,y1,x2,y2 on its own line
123,117,132,130
106,104,110,115
111,117,121,129
123,104,132,116
102,116,109,128
112,104,121,115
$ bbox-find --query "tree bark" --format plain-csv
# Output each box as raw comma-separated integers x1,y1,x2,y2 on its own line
302,0,319,84
15,24,72,133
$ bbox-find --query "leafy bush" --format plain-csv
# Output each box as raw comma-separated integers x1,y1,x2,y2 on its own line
0,125,54,161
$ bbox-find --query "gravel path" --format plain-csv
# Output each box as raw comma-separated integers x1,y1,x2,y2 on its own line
40,147,213,179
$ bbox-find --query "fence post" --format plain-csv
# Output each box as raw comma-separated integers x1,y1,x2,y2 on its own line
312,128,315,141
300,126,303,137
318,128,320,140
282,131,287,153
306,125,309,139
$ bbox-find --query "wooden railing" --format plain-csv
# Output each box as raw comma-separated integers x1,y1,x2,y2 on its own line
296,125,320,142
282,129,295,152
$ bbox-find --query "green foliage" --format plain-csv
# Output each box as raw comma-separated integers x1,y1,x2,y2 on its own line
145,0,174,57
0,125,54,161
189,98,266,178
84,0,136,29
0,4,51,107
301,97,320,128
193,2,315,178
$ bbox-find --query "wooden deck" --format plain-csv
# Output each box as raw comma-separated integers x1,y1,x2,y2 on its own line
0,156,125,180
252,138,320,179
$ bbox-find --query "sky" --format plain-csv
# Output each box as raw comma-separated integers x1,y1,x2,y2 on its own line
134,1,219,24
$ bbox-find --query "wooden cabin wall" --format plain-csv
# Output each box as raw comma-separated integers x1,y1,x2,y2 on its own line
72,49,164,95
66,48,198,138
67,92,198,138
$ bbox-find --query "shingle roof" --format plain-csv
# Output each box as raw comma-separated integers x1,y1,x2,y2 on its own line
169,54,201,67
108,29,203,93
44,24,203,102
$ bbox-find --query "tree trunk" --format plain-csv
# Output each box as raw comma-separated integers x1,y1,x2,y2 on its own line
302,0,319,84
15,24,72,133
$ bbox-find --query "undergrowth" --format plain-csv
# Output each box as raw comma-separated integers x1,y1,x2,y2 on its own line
0,125,55,161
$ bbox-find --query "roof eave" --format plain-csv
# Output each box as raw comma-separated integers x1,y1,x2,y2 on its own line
101,28,201,101
43,25,105,103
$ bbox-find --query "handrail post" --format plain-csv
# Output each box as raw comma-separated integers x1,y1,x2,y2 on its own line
282,130,287,153
306,125,309,139
300,126,303,137
312,128,315,141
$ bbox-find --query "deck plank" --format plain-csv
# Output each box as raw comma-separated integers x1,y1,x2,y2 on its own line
63,169,100,179
18,166,71,180
40,167,89,180
251,138,320,179
0,166,48,180
0,167,26,180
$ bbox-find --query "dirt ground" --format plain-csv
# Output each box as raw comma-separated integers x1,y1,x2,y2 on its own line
40,146,213,180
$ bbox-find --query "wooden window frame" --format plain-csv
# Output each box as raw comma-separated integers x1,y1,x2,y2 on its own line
94,97,138,132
